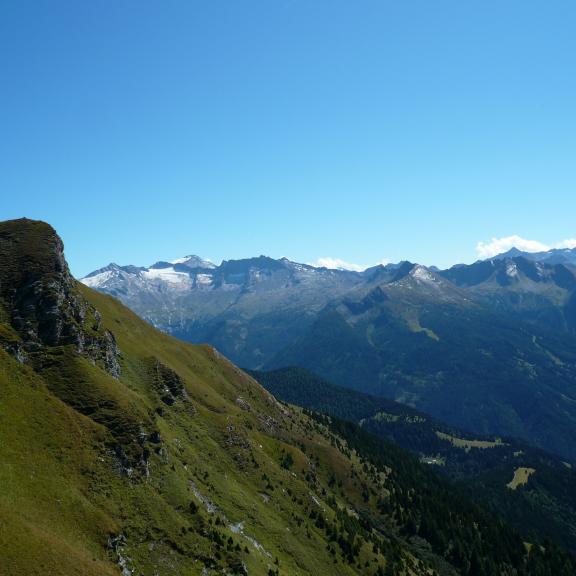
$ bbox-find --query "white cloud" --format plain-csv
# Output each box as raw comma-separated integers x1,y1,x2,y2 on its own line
476,236,549,259
476,236,576,259
310,257,389,272
557,239,576,249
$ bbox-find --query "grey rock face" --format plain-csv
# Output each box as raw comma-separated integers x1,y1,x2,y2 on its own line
0,219,121,378
150,358,186,405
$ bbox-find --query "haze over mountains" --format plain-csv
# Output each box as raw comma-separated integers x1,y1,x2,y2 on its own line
82,247,576,462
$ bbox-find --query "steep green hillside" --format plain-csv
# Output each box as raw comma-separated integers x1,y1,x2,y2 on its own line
1,219,575,576
249,367,576,554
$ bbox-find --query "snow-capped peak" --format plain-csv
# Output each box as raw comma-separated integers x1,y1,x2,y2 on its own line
409,265,438,284
170,255,216,269
171,256,192,264
83,262,122,277
81,266,122,288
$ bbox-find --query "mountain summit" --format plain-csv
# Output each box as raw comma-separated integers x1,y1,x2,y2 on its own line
169,255,217,269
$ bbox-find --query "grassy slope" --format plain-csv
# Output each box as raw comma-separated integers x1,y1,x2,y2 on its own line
2,283,422,576
0,350,118,576
249,367,576,554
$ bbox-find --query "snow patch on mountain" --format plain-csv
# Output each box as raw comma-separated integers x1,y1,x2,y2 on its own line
142,267,191,286
80,255,218,292
171,256,193,265
171,255,217,269
82,269,116,288
410,265,439,285
505,261,519,278
196,273,214,286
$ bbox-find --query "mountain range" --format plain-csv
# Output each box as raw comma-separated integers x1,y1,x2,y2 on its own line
6,218,576,575
82,248,576,461
492,246,576,266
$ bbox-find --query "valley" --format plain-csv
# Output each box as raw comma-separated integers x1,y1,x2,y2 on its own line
248,366,576,555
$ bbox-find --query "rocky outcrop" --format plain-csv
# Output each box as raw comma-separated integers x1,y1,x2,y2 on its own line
235,396,252,412
0,218,121,377
78,326,122,379
150,358,187,405
107,533,134,576
0,219,165,484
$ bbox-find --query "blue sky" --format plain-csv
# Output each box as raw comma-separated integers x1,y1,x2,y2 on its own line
1,0,575,276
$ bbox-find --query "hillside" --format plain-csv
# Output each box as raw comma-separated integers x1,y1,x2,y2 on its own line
248,367,576,554
2,219,576,575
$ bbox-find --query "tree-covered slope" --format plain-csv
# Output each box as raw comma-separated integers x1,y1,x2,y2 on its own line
249,367,576,554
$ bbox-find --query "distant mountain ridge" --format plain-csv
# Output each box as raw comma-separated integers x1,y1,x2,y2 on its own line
82,247,576,461
82,254,369,368
492,246,576,266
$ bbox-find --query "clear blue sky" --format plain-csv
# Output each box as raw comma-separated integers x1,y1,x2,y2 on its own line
1,0,575,276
